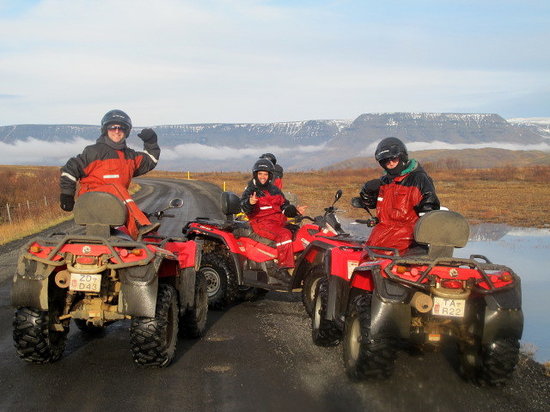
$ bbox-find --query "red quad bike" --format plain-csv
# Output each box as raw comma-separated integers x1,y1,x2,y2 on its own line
11,191,207,367
311,202,523,386
183,190,349,309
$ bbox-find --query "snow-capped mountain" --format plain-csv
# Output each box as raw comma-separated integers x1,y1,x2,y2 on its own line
0,113,548,171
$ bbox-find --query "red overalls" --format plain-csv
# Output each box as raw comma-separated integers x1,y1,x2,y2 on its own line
248,190,294,268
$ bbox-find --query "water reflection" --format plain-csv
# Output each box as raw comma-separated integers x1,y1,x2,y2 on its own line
344,220,550,363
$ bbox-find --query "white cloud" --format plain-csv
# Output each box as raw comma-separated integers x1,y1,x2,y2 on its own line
0,1,549,125
157,142,326,161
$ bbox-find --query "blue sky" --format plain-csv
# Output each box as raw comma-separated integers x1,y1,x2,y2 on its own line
0,0,549,126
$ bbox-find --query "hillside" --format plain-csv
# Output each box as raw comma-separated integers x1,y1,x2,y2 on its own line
322,148,550,170
0,112,548,171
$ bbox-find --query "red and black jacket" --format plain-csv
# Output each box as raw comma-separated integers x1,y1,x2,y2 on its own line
365,160,440,253
60,135,160,197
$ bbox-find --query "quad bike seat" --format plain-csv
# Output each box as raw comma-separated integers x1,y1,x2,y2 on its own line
74,191,128,238
413,210,470,259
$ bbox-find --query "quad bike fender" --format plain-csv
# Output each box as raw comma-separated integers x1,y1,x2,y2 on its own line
481,306,524,344
11,254,56,309
119,277,159,318
11,276,49,310
369,267,411,340
291,243,327,289
118,261,161,317
481,282,524,343
178,267,196,314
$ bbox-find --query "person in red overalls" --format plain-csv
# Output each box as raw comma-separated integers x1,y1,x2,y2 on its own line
359,137,440,254
240,158,304,282
59,109,160,239
259,153,284,189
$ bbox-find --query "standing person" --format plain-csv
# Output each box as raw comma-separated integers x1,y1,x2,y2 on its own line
359,137,440,254
259,153,284,189
240,158,304,282
59,109,160,239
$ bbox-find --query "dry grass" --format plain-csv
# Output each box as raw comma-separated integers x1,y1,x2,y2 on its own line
149,165,550,229
1,164,548,245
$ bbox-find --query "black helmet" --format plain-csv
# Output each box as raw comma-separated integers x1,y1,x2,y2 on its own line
252,158,274,186
374,137,408,164
260,152,277,165
101,109,132,135
253,158,274,174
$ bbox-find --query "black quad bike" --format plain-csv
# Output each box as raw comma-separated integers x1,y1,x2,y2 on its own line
311,203,523,385
184,190,348,309
11,191,207,367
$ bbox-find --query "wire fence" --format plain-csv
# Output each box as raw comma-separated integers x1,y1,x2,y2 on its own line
0,195,61,225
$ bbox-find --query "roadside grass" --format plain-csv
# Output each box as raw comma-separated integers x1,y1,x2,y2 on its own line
149,165,550,228
1,164,549,245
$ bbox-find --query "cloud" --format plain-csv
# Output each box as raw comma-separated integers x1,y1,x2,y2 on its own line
0,1,549,125
360,140,550,156
158,142,326,161
0,137,326,167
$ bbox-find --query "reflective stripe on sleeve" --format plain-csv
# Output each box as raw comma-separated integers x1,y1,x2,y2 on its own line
144,150,158,164
276,240,292,246
259,206,273,210
103,174,120,179
61,172,77,182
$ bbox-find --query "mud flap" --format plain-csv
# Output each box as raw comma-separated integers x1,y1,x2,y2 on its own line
178,267,196,314
369,270,411,340
118,262,160,318
370,293,411,340
481,282,523,343
119,277,159,318
11,276,49,310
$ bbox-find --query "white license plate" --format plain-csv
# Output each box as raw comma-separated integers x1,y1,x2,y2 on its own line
432,296,465,318
70,273,102,292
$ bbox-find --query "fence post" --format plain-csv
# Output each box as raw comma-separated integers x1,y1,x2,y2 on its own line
27,200,30,211
6,203,11,224
44,196,48,206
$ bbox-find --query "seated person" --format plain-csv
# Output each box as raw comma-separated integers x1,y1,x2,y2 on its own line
360,137,440,255
60,109,160,239
240,158,305,282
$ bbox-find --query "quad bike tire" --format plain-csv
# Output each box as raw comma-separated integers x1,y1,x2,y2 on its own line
130,283,179,367
13,306,69,364
302,265,325,317
199,252,238,310
180,272,209,338
343,293,397,380
311,278,342,347
459,337,520,386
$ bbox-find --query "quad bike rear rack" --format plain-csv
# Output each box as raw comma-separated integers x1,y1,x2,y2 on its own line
364,247,520,295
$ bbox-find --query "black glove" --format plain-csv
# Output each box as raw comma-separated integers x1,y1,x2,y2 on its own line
60,194,75,212
137,128,157,143
283,204,298,218
360,179,381,208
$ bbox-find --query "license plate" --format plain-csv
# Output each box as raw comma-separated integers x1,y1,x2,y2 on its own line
70,273,102,292
432,296,465,318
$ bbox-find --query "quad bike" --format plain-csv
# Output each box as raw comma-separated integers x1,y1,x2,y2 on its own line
11,191,207,367
183,190,348,309
311,199,523,385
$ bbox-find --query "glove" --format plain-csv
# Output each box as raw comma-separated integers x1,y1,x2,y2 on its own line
60,194,75,212
283,204,298,218
360,179,381,208
137,128,157,143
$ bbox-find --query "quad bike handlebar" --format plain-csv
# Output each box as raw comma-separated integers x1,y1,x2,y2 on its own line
144,198,184,221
